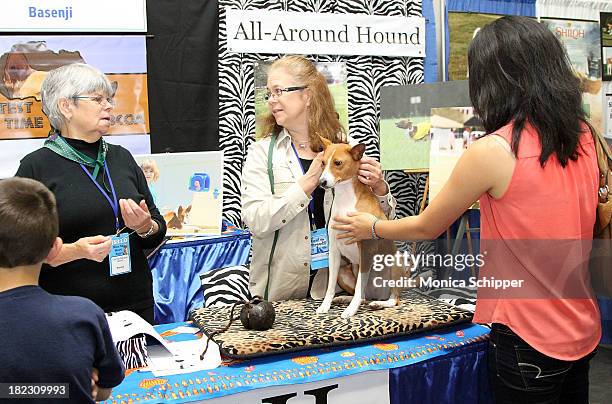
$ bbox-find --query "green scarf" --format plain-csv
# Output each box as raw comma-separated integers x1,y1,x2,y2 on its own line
43,129,108,179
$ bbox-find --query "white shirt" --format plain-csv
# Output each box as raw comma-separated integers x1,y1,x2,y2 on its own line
241,129,396,301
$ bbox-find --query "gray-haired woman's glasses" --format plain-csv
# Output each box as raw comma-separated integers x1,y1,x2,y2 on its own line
264,86,308,101
73,95,115,107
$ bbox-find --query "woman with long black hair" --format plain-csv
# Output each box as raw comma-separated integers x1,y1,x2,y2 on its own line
334,16,600,403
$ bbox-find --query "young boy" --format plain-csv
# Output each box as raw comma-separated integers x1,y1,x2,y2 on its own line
0,177,124,402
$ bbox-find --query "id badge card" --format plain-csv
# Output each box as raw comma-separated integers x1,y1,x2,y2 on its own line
310,228,329,271
109,233,132,276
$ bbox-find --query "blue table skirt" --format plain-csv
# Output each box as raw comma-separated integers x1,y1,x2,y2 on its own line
149,231,251,324
103,322,491,403
390,339,491,404
598,297,612,345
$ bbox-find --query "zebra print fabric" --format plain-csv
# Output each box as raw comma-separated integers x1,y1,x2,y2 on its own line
427,288,477,312
115,334,149,369
200,265,251,307
218,0,425,230
217,1,458,297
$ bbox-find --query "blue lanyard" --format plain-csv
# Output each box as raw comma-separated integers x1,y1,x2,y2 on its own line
80,162,120,231
291,143,316,229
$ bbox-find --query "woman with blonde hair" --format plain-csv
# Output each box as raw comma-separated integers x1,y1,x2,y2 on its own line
241,55,396,301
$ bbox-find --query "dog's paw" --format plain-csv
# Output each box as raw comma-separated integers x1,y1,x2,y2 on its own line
332,296,353,304
316,301,332,314
341,298,362,318
369,298,400,310
341,305,360,318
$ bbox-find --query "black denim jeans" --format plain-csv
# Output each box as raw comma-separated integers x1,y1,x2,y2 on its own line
488,323,596,404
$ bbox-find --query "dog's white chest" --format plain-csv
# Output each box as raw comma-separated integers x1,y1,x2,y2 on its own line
329,181,360,263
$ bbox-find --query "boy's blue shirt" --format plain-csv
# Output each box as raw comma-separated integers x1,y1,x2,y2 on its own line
0,285,124,403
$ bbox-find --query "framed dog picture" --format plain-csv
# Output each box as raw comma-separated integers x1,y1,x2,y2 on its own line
133,151,224,236
380,80,472,171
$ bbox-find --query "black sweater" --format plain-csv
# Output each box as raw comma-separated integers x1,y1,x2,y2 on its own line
16,138,166,313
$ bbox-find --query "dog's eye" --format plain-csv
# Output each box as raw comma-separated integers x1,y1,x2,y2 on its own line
334,160,342,166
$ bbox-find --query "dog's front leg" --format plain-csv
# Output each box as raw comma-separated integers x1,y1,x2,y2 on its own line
341,266,366,318
316,248,341,314
342,240,368,318
342,244,367,318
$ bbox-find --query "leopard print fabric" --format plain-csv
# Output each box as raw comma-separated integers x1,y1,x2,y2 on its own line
190,290,473,359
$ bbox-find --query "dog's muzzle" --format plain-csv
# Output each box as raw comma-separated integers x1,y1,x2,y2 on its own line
319,177,334,190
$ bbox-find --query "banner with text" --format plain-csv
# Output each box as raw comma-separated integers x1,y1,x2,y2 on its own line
0,36,150,178
0,0,146,32
210,371,390,404
226,8,425,57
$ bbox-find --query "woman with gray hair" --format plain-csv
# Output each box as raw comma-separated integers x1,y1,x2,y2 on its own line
15,63,166,323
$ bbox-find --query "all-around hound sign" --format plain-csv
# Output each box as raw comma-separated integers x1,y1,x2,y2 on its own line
226,8,425,57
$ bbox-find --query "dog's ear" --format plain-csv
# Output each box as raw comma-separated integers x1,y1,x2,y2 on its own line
350,144,366,161
319,136,332,150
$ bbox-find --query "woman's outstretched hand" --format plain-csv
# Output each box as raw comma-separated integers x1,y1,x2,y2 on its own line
332,212,378,244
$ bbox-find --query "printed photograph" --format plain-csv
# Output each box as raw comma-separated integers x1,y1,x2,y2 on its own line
0,36,149,140
447,12,504,81
604,47,612,82
428,106,483,202
543,18,603,132
379,80,471,171
601,12,612,47
133,151,224,236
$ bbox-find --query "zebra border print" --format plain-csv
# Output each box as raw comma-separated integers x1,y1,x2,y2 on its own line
218,0,435,278
200,265,251,307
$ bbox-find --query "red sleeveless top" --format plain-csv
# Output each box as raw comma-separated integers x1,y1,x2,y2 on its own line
474,122,601,360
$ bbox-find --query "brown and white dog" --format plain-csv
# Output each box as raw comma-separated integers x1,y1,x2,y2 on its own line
316,138,404,318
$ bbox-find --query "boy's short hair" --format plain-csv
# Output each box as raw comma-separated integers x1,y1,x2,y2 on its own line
0,178,58,267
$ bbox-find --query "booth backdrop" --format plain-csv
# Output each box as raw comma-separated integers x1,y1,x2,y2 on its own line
216,0,441,283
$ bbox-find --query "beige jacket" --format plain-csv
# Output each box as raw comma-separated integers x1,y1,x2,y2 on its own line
241,129,396,301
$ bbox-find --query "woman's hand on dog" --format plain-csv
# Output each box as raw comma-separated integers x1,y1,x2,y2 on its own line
298,151,325,195
358,157,387,196
332,211,377,243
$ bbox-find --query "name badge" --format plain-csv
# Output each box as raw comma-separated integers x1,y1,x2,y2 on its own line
109,233,131,276
310,228,329,271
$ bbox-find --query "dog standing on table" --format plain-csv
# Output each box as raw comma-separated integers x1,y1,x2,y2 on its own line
316,138,404,318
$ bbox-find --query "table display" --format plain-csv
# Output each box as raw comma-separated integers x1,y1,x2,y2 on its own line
191,289,472,359
102,321,490,403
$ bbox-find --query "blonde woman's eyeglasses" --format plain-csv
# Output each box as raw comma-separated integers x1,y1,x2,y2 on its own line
264,86,307,101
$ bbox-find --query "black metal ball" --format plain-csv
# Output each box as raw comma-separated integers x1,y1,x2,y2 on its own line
240,298,275,331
